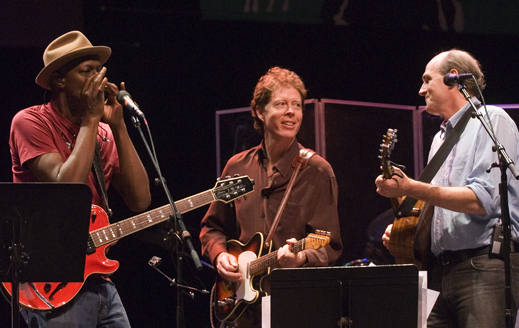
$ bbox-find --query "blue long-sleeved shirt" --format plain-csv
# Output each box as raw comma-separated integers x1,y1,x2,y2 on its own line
429,98,519,255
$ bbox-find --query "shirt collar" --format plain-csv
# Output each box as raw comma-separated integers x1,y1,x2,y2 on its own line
442,97,481,138
259,139,300,179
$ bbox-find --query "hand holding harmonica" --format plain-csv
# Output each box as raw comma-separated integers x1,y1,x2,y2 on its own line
102,80,127,127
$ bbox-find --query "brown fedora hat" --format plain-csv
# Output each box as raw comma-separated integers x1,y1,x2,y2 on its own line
36,31,111,90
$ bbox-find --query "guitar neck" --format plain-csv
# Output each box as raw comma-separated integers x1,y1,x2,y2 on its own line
249,239,305,276
90,189,216,247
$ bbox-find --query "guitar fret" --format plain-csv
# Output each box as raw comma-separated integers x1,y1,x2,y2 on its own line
95,231,103,243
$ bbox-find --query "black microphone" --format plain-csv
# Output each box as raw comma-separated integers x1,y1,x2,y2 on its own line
443,73,474,86
116,90,146,120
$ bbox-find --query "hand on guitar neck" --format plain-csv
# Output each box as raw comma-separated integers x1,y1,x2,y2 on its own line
375,166,412,200
277,238,308,268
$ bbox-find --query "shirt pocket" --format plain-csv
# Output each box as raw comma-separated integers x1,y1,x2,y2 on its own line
267,199,301,236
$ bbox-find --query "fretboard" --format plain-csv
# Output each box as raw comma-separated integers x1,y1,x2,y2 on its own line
90,189,215,247
249,239,305,276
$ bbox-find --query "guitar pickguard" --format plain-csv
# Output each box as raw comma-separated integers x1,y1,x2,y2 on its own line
236,250,259,303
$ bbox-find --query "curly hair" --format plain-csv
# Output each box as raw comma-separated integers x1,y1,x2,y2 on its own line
250,67,307,134
437,49,486,96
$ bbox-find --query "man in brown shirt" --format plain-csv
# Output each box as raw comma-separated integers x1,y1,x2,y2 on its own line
200,67,342,327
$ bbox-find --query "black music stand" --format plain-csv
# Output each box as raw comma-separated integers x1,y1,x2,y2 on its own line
0,183,92,328
270,264,419,328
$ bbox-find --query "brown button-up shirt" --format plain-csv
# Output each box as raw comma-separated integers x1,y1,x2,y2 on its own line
200,140,342,267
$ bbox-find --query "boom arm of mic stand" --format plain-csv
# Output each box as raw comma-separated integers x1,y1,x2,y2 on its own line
130,116,203,271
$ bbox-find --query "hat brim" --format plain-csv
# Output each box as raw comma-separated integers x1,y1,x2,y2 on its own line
35,46,111,90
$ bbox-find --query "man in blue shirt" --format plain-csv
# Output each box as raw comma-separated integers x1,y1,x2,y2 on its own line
375,49,519,327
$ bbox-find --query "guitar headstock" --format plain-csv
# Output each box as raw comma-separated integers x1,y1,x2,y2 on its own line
213,175,255,203
304,230,331,250
379,128,398,179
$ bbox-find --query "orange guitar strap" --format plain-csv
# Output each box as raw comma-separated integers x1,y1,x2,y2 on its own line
264,148,316,249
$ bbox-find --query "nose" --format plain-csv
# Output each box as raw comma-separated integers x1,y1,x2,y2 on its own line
285,105,296,115
418,83,426,97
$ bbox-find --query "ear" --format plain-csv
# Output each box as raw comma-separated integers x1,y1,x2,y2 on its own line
50,72,65,89
449,68,459,75
254,106,265,122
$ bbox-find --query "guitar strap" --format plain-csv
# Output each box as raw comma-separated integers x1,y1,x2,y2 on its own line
264,148,315,249
395,106,474,217
92,141,113,219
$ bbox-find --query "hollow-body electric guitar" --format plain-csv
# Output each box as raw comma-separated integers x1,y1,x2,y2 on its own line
212,230,331,323
3,176,254,310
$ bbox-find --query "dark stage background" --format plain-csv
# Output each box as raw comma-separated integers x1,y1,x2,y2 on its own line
1,1,519,327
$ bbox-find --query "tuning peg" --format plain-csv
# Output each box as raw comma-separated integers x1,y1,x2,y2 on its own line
216,177,221,181
234,174,240,177
225,175,231,179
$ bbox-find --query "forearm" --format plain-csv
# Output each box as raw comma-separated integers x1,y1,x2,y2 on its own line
110,122,151,211
407,179,486,215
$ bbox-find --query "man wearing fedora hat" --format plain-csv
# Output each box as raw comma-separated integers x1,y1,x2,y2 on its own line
9,31,151,327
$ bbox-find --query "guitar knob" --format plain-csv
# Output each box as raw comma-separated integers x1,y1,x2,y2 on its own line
217,298,235,307
225,281,236,289
217,300,227,307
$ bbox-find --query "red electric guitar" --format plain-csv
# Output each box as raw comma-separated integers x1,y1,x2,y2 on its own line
2,175,254,310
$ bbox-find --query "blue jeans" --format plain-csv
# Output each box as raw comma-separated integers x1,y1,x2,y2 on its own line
21,277,130,328
428,252,519,328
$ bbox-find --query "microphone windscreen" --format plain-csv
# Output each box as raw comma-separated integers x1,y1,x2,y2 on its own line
116,90,131,104
443,73,456,86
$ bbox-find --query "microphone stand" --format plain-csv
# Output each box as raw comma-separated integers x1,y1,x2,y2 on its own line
129,115,203,328
458,83,519,328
